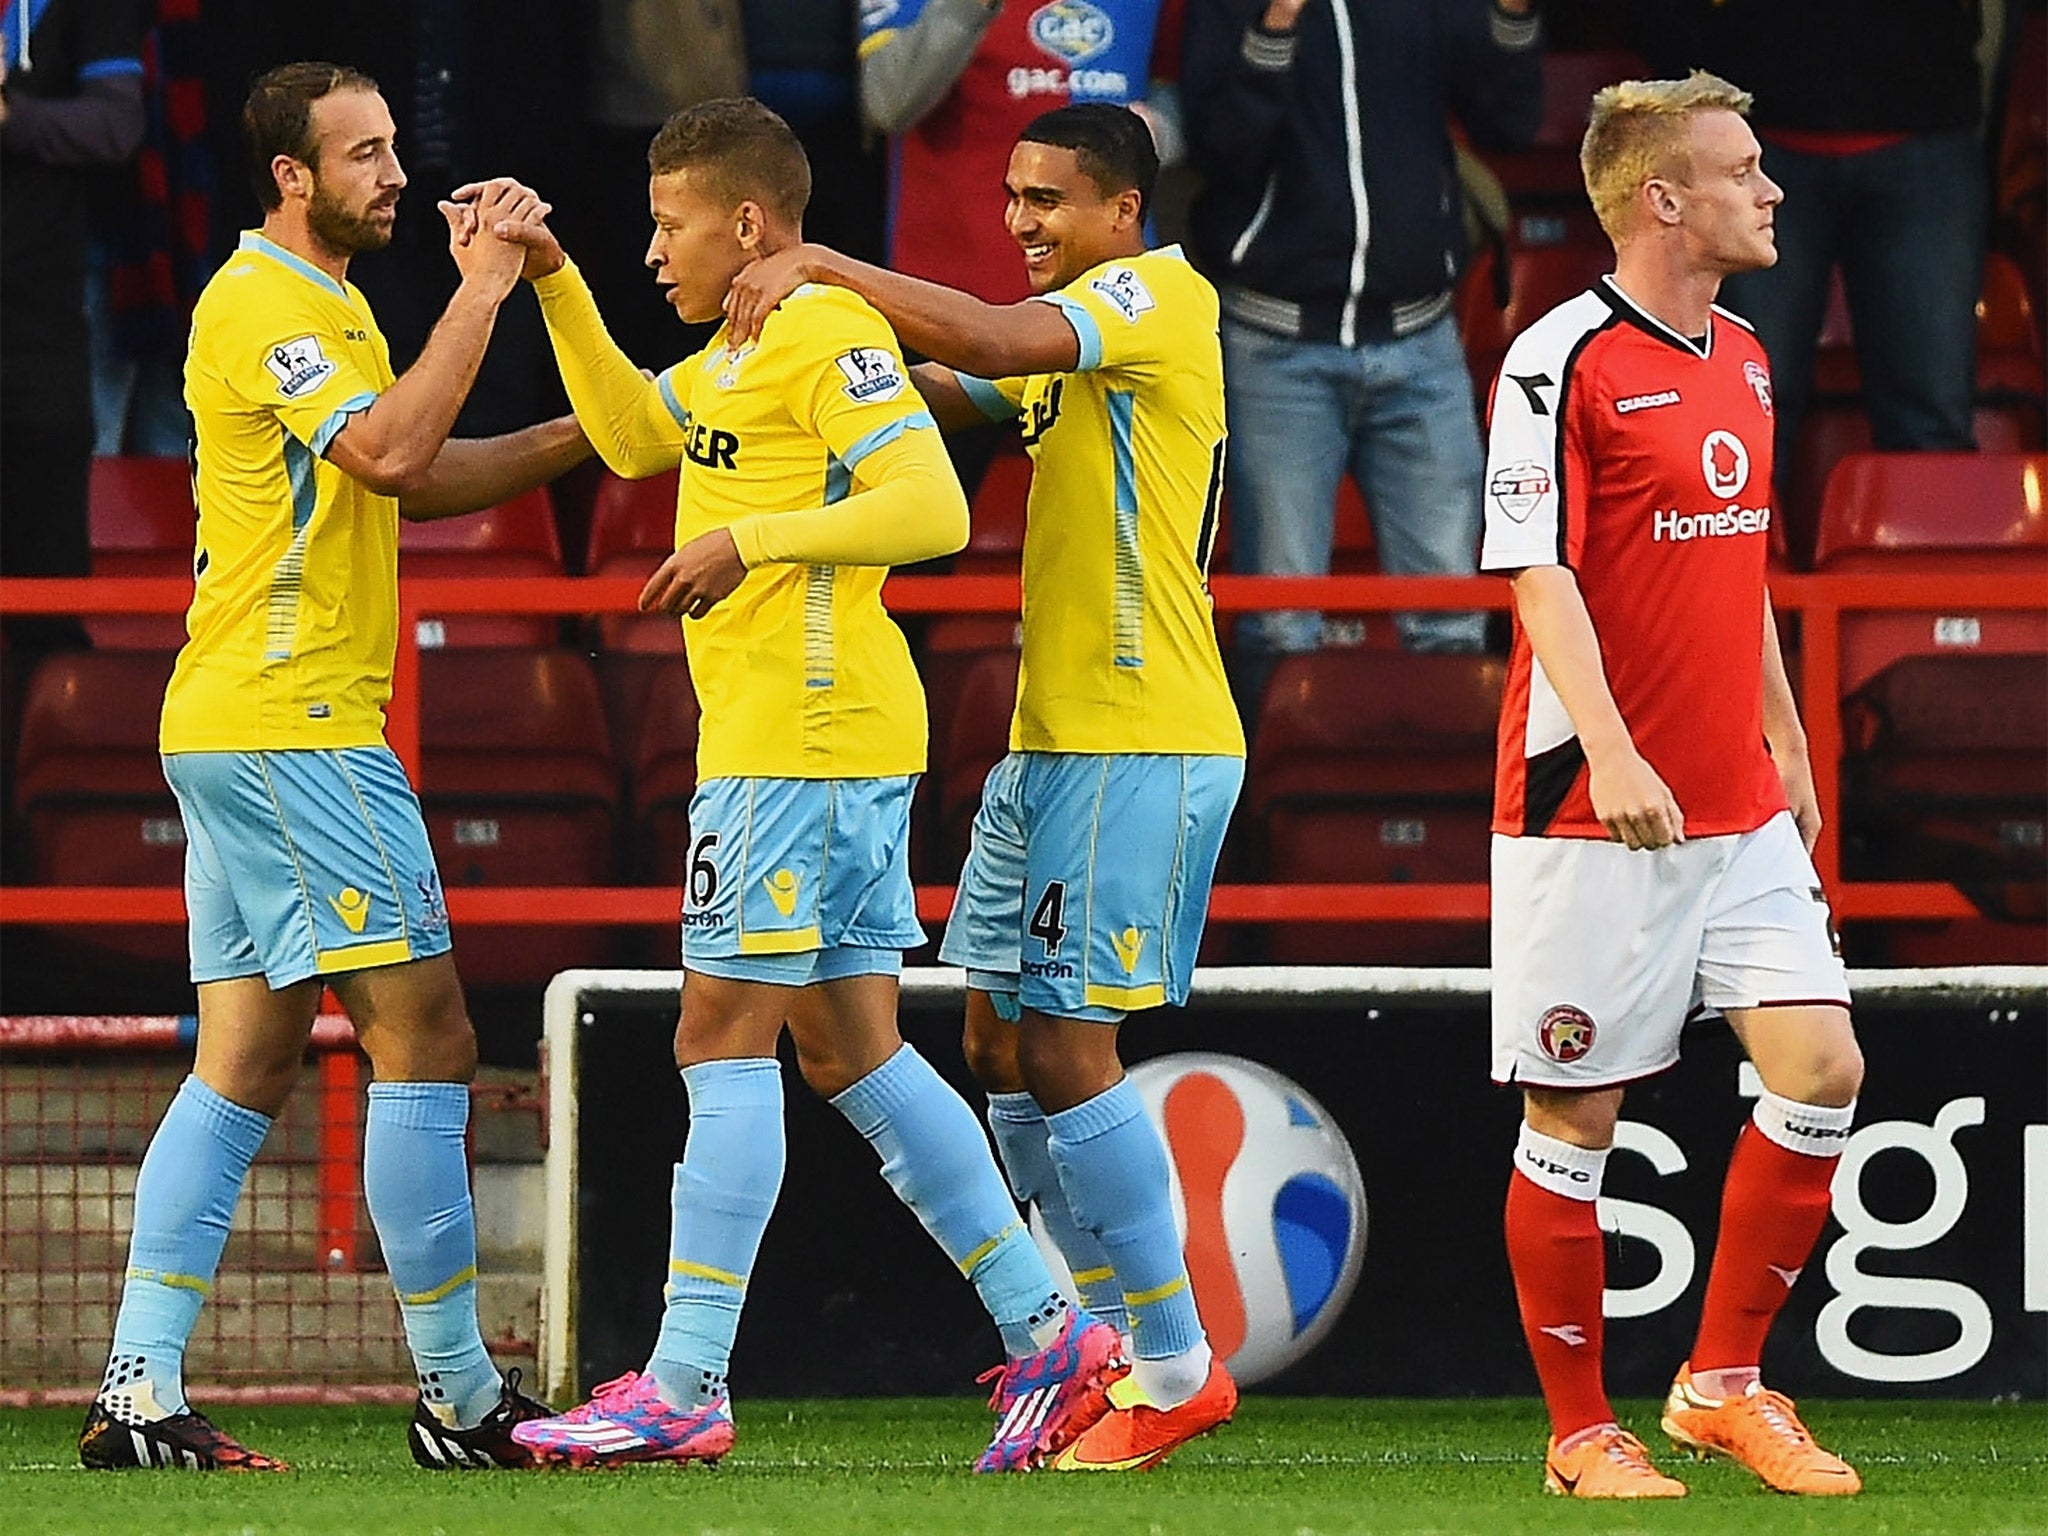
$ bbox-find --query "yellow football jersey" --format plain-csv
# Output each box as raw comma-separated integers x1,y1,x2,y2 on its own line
957,247,1244,757
533,264,965,781
162,232,397,752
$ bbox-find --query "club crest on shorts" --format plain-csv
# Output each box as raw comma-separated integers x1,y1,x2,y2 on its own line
1536,1004,1597,1063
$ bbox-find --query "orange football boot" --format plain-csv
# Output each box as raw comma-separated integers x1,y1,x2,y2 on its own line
1662,1363,1862,1495
1046,1355,1236,1472
1544,1426,1687,1499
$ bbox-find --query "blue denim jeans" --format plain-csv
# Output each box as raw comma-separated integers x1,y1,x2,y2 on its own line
1222,311,1486,657
1719,129,1985,464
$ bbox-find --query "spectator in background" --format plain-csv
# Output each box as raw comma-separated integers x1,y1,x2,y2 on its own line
1183,0,1540,688
1639,1,1990,471
744,0,885,265
0,0,148,654
858,0,1186,493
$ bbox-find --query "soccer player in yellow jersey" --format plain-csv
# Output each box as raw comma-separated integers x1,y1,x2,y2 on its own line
83,62,591,1474
485,98,1122,1473
725,103,1243,1471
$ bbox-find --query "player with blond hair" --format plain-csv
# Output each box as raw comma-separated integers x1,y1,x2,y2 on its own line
1480,71,1864,1499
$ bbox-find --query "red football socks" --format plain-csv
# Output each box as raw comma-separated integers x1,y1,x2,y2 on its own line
1506,1164,1614,1441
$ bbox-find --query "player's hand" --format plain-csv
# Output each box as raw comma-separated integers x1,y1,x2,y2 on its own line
492,204,570,282
638,529,747,620
444,178,549,297
1587,747,1685,851
723,246,819,348
1775,743,1823,853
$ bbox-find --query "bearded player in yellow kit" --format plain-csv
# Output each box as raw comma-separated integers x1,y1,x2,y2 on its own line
726,102,1244,1471
479,97,1124,1473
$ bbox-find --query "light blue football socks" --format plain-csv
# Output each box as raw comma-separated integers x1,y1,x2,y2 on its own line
363,1081,501,1428
104,1075,271,1419
647,1057,785,1410
1045,1077,1211,1404
832,1045,1069,1359
986,1090,1130,1340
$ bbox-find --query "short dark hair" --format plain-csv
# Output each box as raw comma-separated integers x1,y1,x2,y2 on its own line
1018,102,1158,217
646,97,811,224
245,61,380,211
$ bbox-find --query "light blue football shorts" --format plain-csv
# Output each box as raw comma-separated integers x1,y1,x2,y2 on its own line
161,746,453,989
679,775,926,986
939,752,1243,1023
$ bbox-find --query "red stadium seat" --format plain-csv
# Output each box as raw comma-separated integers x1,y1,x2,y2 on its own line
400,487,563,647
420,648,618,987
1843,653,2046,960
1811,452,2048,696
1243,650,1503,964
625,655,701,890
87,456,195,650
13,651,186,964
962,449,1031,569
1482,50,1644,200
586,469,683,655
935,648,1021,876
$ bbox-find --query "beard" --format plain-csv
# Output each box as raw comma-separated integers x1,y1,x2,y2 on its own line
307,183,397,255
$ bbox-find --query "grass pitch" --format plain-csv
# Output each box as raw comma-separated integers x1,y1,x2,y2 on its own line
4,1397,2043,1535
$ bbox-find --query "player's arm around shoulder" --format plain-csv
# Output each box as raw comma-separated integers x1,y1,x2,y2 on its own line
724,243,1081,381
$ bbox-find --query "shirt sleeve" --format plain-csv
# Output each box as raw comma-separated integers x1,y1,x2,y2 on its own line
1479,327,1589,573
531,260,687,478
1033,259,1172,379
218,300,384,458
953,369,1028,423
726,294,968,569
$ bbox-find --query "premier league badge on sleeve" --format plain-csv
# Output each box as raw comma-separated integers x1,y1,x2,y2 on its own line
264,335,337,399
835,347,907,404
1088,265,1155,323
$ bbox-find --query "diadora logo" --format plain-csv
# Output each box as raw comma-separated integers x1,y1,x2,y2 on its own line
1615,388,1680,414
1111,926,1147,974
328,887,371,934
761,868,802,918
1538,1323,1589,1347
1744,359,1774,416
1537,1004,1596,1063
1029,0,1115,65
1487,459,1551,523
1701,429,1749,498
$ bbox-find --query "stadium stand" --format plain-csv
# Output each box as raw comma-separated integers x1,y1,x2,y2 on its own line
13,650,185,965
1479,48,1644,202
1242,650,1503,965
419,648,618,987
86,456,194,650
399,486,564,647
624,654,700,895
585,468,684,655
934,647,1021,879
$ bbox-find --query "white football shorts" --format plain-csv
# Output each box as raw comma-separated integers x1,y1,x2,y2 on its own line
1491,810,1850,1088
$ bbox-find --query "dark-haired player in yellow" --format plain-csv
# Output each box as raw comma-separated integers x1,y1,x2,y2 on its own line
728,101,1243,1471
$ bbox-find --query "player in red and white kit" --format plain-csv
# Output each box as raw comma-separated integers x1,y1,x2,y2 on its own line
1481,73,1865,1501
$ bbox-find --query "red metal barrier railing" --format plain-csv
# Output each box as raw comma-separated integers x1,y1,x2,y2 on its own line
3,571,2041,929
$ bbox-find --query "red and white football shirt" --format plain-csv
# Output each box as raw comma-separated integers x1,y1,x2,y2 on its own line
1481,276,1787,840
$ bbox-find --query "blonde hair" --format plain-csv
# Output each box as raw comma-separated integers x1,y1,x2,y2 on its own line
1581,71,1754,240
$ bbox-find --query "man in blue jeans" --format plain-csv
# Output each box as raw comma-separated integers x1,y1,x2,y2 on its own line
1182,0,1541,680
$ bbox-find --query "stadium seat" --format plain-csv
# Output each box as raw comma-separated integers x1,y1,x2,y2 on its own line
420,648,619,987
87,456,195,650
1481,50,1644,200
935,648,1021,876
1789,418,2042,571
13,650,186,964
1811,252,2046,409
1813,451,2048,693
1842,653,2046,959
962,448,1031,570
399,487,563,648
586,469,684,654
625,655,701,890
1243,650,1503,964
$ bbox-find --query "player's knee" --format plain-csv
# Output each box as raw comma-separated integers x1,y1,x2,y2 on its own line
792,1042,864,1101
960,1003,1023,1093
1804,1033,1864,1108
1015,1019,1120,1113
1521,1086,1622,1150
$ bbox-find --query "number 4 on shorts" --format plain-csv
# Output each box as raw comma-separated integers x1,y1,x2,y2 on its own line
1028,880,1068,957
